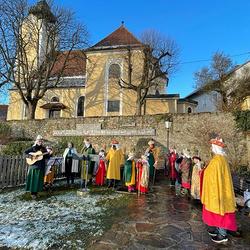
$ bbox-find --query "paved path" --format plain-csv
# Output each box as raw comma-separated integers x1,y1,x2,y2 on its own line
89,182,250,250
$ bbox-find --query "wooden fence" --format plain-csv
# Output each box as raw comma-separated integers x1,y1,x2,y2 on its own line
0,155,28,188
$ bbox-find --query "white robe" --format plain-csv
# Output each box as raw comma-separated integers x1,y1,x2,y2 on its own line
61,147,79,173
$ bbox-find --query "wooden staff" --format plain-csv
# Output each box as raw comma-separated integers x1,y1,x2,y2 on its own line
137,161,141,197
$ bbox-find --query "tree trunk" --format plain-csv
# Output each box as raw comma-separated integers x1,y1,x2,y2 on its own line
27,101,38,120
136,90,142,115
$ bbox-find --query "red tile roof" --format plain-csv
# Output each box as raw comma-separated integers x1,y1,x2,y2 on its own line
91,25,142,49
51,50,86,77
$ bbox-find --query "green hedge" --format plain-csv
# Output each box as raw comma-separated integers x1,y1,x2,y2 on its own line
1,141,33,156
233,110,250,131
0,122,11,137
52,137,86,155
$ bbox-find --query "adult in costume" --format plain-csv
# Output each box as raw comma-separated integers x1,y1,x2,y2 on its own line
201,137,237,243
123,152,136,192
62,142,79,186
179,148,192,195
136,155,150,194
190,156,203,200
145,139,160,179
81,138,96,185
168,147,177,186
106,139,124,188
95,150,106,186
25,135,52,199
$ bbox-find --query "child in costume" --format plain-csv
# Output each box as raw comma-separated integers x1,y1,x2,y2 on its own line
191,156,203,200
95,149,106,186
136,155,150,194
123,152,136,192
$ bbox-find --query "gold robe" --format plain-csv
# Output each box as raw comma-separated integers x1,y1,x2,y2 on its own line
201,154,236,216
106,148,124,180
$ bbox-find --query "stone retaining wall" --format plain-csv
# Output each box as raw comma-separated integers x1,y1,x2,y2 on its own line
5,112,249,167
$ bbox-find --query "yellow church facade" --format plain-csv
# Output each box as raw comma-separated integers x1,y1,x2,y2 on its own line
7,2,196,121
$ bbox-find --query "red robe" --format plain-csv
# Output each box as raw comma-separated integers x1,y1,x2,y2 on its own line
95,159,106,186
136,161,149,194
168,152,177,180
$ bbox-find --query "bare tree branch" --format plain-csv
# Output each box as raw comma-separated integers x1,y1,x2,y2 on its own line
0,0,88,119
118,30,179,115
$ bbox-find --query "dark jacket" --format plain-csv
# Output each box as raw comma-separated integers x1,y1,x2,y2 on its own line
25,145,50,170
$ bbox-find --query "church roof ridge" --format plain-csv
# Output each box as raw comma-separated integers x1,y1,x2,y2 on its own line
90,24,143,50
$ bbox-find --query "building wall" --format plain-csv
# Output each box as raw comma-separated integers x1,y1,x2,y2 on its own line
242,96,250,110
7,87,86,120
85,49,144,117
145,99,177,114
177,103,197,113
191,91,220,113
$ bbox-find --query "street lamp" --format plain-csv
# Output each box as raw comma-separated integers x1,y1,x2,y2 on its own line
165,120,172,150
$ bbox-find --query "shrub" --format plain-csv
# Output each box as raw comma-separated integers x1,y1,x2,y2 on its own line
53,137,86,155
233,110,250,131
0,123,11,144
1,141,33,156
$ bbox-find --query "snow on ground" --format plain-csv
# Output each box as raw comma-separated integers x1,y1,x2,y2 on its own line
0,188,124,249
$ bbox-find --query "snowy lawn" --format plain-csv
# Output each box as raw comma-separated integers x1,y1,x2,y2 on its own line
0,184,131,249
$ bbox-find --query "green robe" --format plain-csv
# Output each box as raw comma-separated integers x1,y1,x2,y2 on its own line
123,160,132,183
81,145,96,180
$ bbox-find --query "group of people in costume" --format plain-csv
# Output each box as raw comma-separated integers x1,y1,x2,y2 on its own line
25,134,238,244
165,137,238,243
25,137,160,196
166,147,203,199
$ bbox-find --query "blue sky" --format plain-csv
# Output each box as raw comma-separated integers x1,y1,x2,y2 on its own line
1,0,250,104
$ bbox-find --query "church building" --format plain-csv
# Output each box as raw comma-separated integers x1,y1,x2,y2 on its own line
7,1,196,120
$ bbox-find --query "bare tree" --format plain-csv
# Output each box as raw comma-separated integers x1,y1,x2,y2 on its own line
194,52,235,109
118,30,179,115
0,0,88,119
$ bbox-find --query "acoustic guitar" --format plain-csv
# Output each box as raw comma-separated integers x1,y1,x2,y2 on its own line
26,151,49,165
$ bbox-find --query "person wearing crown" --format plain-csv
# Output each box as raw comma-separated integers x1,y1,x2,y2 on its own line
106,139,124,189
123,152,136,192
201,136,237,243
145,139,160,181
25,135,52,199
136,155,150,194
95,149,106,186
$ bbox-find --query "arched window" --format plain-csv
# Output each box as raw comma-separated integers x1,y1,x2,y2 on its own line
51,96,59,102
48,97,60,118
108,64,121,79
107,64,121,113
77,96,85,116
187,107,192,113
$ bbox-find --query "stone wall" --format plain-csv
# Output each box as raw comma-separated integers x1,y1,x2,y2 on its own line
6,112,249,168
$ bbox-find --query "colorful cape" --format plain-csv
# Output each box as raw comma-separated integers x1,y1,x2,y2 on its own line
201,155,236,216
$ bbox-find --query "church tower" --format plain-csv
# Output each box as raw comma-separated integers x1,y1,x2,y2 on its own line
22,0,56,68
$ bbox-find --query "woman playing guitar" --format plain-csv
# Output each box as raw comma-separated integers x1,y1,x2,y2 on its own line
25,135,53,199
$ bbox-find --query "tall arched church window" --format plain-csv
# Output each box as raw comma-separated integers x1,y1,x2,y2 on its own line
107,64,121,112
77,96,85,116
108,64,121,79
